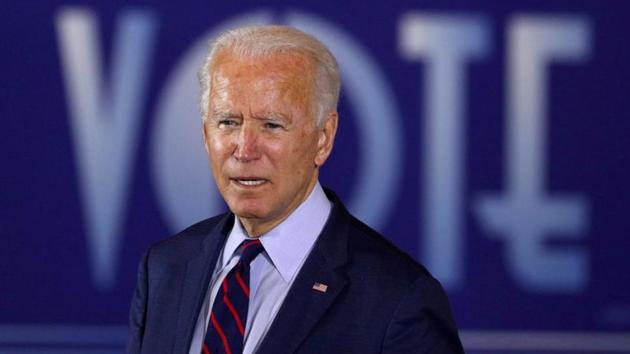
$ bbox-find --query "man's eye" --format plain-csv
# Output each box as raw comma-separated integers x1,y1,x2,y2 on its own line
265,122,283,130
218,119,238,128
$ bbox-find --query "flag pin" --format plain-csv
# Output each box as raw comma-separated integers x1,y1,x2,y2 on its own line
312,282,328,293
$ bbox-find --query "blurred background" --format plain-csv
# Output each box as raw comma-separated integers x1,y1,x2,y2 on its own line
2,1,630,353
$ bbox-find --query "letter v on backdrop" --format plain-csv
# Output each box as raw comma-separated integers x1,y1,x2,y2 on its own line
55,8,157,290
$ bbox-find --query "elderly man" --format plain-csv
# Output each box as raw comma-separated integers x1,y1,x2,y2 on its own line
128,26,463,354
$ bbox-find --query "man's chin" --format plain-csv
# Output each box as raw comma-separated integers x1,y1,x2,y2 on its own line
228,202,268,221
233,210,264,220
230,207,277,237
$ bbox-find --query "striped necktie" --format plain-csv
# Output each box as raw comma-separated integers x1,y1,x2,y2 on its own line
202,239,264,354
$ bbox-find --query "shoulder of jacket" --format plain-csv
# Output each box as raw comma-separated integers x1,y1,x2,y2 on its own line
346,214,436,284
146,213,229,263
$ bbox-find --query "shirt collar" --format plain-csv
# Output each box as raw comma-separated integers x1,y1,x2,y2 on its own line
222,182,332,283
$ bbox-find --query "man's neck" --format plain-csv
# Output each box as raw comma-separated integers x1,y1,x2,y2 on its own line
238,178,320,237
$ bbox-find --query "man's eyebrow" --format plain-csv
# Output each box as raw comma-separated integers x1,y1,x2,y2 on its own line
252,112,290,122
210,111,243,120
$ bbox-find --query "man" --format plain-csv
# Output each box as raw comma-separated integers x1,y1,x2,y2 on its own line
128,25,463,354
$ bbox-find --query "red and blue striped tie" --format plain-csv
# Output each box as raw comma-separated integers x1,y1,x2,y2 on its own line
202,239,264,354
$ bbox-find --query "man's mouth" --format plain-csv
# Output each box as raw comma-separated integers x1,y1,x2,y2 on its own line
232,178,268,187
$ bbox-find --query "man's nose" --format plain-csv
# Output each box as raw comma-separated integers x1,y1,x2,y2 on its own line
233,123,261,161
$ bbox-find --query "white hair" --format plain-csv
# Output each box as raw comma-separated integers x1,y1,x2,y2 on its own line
198,25,340,126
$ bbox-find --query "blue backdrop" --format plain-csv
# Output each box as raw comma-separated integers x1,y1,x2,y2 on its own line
2,1,630,353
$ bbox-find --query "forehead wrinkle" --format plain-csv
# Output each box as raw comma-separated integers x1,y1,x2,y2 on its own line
260,65,315,122
210,50,317,123
208,81,231,119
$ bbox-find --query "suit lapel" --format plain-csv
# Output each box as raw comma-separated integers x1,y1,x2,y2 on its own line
172,214,233,354
257,193,351,354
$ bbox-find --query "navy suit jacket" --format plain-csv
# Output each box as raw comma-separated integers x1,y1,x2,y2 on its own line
128,190,463,353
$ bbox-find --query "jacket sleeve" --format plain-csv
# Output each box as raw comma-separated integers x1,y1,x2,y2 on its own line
127,250,149,354
381,276,464,354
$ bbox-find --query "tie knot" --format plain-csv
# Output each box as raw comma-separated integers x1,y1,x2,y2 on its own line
238,239,264,265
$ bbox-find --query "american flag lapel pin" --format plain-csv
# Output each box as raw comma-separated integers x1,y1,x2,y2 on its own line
312,282,328,293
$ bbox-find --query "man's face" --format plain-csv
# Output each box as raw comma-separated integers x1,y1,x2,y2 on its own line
203,50,337,236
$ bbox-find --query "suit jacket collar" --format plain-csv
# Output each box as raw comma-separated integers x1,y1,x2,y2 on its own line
256,188,351,354
172,213,234,353
172,188,352,354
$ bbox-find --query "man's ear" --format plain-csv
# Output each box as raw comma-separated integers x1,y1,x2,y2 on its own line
202,121,210,155
314,111,338,167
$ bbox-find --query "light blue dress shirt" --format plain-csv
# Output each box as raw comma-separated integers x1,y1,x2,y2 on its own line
189,182,332,354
